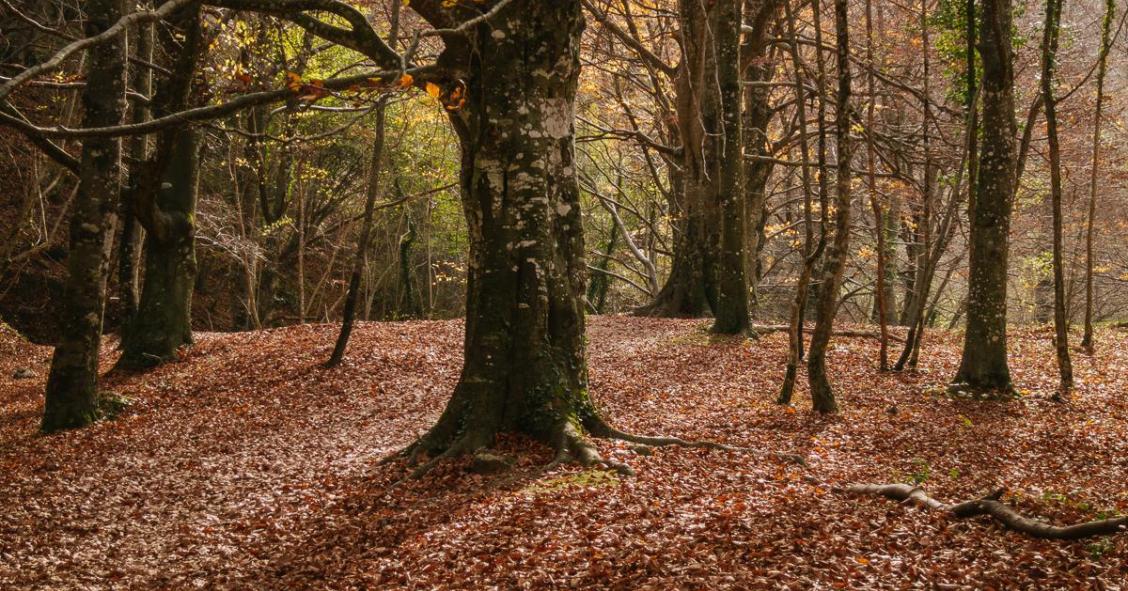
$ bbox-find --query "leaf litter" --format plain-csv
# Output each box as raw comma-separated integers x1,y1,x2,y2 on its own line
0,318,1125,589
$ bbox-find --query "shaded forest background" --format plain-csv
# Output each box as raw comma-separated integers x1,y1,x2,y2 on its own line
3,0,1126,344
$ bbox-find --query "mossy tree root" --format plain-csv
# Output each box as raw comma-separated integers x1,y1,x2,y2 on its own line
585,417,806,466
381,409,806,482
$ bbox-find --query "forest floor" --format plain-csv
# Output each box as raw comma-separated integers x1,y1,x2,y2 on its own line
1,317,1126,589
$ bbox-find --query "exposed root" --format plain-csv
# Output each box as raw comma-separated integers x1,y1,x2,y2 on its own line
377,439,424,466
555,422,634,476
587,418,806,465
844,483,1128,540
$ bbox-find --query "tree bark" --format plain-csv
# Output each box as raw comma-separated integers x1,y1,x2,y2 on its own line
845,483,1128,540
328,100,387,367
1040,0,1073,393
43,0,128,431
864,0,888,371
404,1,624,472
892,0,935,371
777,0,824,405
952,0,1017,395
641,0,757,327
740,0,782,322
587,220,620,313
712,0,750,334
1082,0,1115,352
397,216,423,318
805,0,853,414
117,19,153,336
117,2,202,369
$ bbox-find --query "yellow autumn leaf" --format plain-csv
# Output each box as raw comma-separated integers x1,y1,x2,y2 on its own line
425,82,441,99
398,73,414,89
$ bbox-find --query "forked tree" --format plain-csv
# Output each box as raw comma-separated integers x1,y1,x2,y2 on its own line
803,0,853,413
118,2,204,369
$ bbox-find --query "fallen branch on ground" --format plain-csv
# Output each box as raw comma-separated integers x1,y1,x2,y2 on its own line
752,325,906,343
844,483,1128,540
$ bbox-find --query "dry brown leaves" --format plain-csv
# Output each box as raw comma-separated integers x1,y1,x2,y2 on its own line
1,318,1126,589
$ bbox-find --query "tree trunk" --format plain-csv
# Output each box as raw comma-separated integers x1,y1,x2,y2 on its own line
635,208,711,316
587,221,620,313
864,0,888,371
406,2,619,467
1082,0,1115,352
952,0,1017,395
117,20,154,337
328,99,387,367
43,0,128,431
777,0,823,405
397,217,422,319
893,0,935,371
1040,0,1072,393
117,3,202,369
712,0,750,334
806,0,853,414
741,0,782,321
641,0,754,325
118,129,199,368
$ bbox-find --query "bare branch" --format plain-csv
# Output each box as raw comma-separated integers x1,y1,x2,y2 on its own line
0,0,196,103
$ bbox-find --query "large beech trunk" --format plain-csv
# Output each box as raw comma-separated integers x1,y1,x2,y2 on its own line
117,4,202,369
952,0,1016,394
640,0,722,319
119,130,199,367
637,204,712,317
410,2,606,460
43,0,128,431
642,0,752,325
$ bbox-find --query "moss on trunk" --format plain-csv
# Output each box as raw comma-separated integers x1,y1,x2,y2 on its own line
43,0,128,432
407,1,612,466
117,5,202,369
119,129,199,368
952,0,1016,395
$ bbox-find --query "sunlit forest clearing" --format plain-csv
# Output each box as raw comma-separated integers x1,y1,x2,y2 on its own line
2,0,1127,587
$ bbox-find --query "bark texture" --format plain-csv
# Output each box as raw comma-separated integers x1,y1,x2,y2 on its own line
738,0,782,325
118,3,203,369
405,2,618,470
777,0,823,405
641,0,754,324
1082,0,1115,352
805,0,853,414
710,0,750,335
1040,0,1072,393
43,0,128,431
952,0,1016,394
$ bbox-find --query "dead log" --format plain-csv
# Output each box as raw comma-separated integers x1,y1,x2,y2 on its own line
845,483,1128,540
